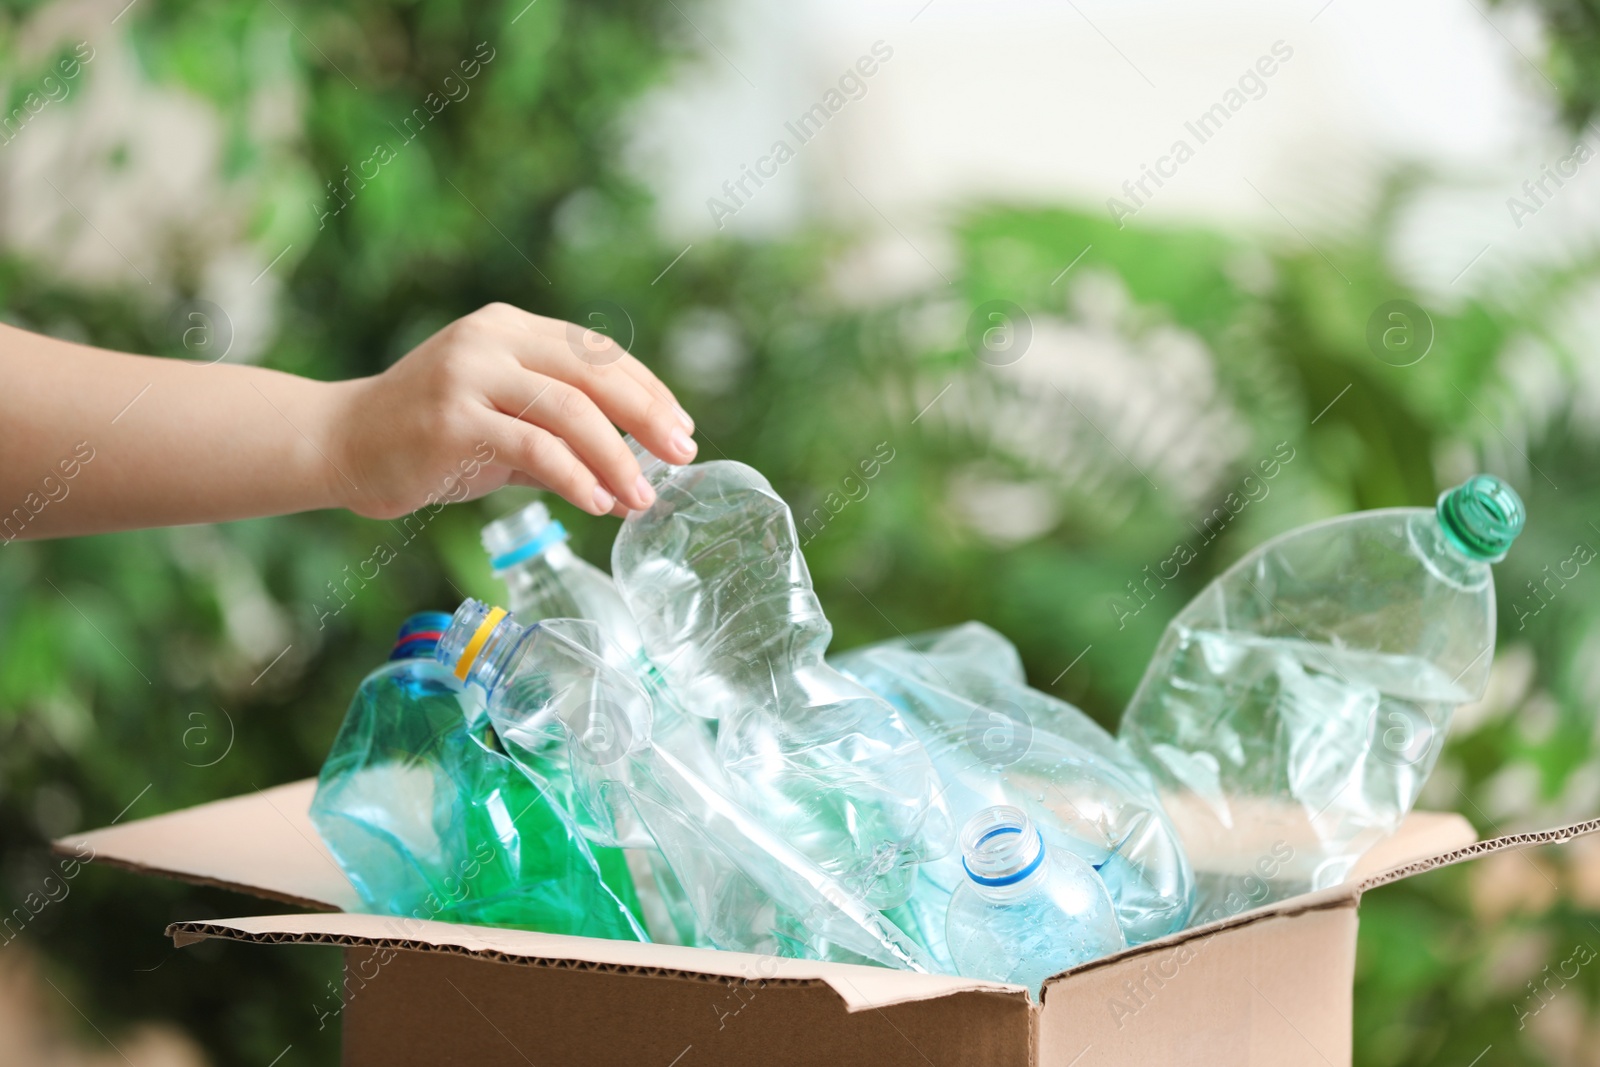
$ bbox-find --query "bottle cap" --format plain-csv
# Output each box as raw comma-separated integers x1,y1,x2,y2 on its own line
1437,474,1525,563
389,611,455,661
482,501,568,571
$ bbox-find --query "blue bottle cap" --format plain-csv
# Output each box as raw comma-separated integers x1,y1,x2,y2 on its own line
389,611,455,660
481,501,569,572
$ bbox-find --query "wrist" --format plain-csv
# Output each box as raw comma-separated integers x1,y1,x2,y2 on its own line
307,375,371,514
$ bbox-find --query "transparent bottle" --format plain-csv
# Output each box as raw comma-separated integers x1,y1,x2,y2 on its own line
481,504,711,946
834,622,1193,950
609,438,952,908
945,805,1125,993
483,501,644,673
309,613,644,938
1119,474,1525,914
438,603,938,969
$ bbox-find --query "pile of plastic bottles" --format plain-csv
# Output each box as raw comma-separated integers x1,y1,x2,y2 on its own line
311,439,1525,994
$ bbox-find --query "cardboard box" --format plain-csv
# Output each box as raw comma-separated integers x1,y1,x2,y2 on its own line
55,779,1600,1066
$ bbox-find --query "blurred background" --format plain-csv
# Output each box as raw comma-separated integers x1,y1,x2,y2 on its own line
2,0,1599,1062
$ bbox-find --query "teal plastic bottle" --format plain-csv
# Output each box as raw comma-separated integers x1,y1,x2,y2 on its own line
945,806,1125,994
834,622,1192,960
610,437,952,909
436,601,937,971
480,502,711,945
1120,474,1525,917
310,612,645,938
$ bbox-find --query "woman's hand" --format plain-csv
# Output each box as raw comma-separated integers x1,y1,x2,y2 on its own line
0,304,695,540
329,303,697,519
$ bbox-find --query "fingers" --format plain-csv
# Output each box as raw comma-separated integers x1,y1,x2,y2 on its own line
489,367,656,511
505,471,554,493
479,412,618,517
472,303,698,469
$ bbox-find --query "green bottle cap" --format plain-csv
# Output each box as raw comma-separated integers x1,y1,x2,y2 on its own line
1436,474,1525,563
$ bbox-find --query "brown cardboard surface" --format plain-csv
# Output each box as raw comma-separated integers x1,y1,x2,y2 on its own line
167,911,1023,1013
54,779,357,911
1039,904,1358,1066
337,946,1033,1067
58,777,1600,1067
1346,811,1477,879
98,781,1474,1008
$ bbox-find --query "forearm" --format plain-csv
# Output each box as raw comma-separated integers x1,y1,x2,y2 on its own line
1,324,350,538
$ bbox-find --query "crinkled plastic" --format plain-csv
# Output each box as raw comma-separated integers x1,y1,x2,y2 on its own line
833,623,1193,953
309,625,645,939
610,438,952,909
1120,477,1523,918
458,613,935,969
482,502,713,946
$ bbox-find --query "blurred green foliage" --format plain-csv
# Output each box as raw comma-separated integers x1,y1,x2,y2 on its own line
2,0,1599,1064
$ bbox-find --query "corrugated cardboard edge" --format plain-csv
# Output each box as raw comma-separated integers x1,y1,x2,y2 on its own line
164,912,1028,1014
1040,811,1600,997
1040,883,1362,996
1355,814,1600,895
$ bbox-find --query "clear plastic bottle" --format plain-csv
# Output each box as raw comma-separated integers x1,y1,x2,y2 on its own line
945,805,1126,993
609,438,952,908
480,504,710,946
834,622,1193,951
1119,474,1525,914
438,604,938,969
309,613,644,938
482,502,645,673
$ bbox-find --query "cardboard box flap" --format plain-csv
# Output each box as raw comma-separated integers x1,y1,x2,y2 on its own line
1033,807,1479,990
166,911,1024,1013
54,780,359,912
1357,814,1600,894
1346,811,1478,880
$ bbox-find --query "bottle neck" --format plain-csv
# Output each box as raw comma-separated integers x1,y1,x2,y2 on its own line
961,807,1049,901
625,434,680,490
437,599,531,697
498,541,575,605
1435,474,1524,564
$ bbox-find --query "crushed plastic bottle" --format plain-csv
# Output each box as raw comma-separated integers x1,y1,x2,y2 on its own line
1120,474,1525,915
945,805,1125,994
438,603,935,969
609,437,952,908
834,622,1192,958
309,613,645,938
480,505,711,946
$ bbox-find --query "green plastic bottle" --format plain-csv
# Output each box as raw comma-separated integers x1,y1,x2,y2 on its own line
310,612,644,939
1120,475,1525,917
